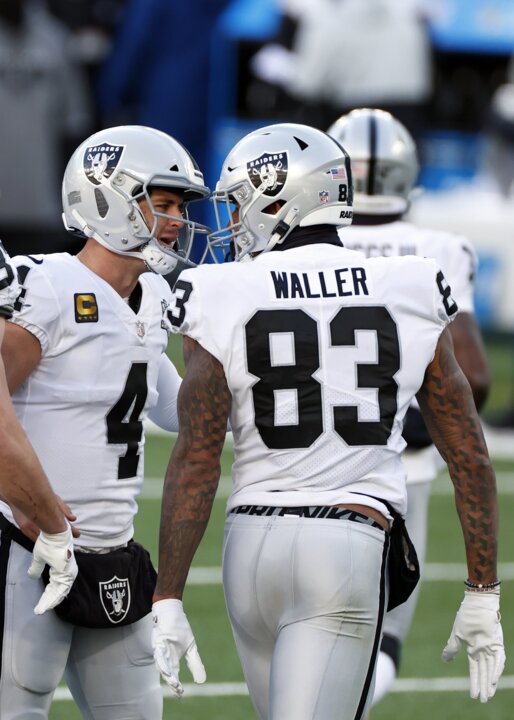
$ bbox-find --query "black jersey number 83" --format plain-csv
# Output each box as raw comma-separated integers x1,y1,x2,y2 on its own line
245,306,401,449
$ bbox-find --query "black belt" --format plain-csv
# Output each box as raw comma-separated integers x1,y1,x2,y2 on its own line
0,513,35,552
230,505,385,531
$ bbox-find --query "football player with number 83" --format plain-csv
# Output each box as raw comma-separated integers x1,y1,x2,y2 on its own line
152,122,504,719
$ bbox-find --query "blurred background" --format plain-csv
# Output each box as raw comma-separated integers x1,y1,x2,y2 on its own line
3,0,514,427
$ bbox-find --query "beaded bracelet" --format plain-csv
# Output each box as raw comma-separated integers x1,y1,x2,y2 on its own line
464,578,501,591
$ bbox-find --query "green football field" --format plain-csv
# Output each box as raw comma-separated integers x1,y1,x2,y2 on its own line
48,434,514,720
48,334,514,719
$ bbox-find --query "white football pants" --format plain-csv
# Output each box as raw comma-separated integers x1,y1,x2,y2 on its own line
0,537,162,720
222,511,389,720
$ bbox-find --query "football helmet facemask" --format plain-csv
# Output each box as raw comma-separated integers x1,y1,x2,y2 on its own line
327,108,419,215
207,123,353,261
62,126,210,274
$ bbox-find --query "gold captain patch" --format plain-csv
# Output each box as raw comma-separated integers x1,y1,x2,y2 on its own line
74,293,98,323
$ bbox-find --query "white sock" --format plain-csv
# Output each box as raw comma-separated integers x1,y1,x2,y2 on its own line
371,651,397,707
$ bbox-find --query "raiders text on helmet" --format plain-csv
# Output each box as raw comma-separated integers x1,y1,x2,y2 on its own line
207,123,353,260
327,109,419,215
62,126,210,274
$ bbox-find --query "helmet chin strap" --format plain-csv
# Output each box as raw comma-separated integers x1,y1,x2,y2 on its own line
140,241,179,275
265,206,299,253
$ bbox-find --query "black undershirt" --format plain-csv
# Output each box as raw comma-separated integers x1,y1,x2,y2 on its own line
351,213,403,226
272,225,343,252
128,282,142,313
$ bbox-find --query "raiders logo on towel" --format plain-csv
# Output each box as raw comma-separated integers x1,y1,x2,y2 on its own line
99,576,131,624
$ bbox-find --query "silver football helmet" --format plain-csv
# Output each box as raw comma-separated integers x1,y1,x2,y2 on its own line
327,109,419,215
207,123,353,261
62,125,210,274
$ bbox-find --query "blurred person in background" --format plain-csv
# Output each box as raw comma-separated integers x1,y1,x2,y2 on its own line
97,0,230,210
478,83,514,429
479,83,514,199
409,83,514,433
248,0,433,137
327,108,491,709
246,0,312,120
0,0,93,257
46,0,127,129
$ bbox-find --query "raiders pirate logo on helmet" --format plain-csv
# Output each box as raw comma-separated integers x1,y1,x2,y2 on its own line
83,144,125,186
246,152,288,197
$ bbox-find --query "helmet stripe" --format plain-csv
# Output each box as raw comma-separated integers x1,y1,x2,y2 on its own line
367,112,378,196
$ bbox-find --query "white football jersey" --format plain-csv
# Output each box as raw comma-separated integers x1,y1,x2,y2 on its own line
339,220,477,313
168,243,456,516
340,220,478,484
1,253,176,547
0,242,20,318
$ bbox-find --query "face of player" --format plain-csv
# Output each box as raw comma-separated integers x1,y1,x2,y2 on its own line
138,189,186,249
219,197,285,262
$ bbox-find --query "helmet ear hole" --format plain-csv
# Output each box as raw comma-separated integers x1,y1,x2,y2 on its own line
94,189,109,218
262,200,285,215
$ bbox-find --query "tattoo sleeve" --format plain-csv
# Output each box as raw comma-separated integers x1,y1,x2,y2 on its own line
449,312,491,411
416,327,498,584
154,337,231,600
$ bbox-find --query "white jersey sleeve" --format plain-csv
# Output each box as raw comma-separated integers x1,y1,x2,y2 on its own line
0,242,20,319
426,232,477,314
165,246,455,517
7,255,62,353
147,354,182,432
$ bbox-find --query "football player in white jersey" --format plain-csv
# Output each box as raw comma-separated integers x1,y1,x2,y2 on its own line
0,126,210,719
151,123,504,718
327,108,491,709
0,241,78,614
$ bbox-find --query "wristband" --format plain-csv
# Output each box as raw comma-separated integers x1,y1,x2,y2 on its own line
464,578,501,592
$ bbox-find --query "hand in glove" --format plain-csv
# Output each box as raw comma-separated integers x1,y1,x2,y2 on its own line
442,589,505,702
152,599,206,697
28,522,78,614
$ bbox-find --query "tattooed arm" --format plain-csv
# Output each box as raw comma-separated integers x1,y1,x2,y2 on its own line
450,312,490,411
417,327,504,703
151,336,231,694
416,326,498,584
154,336,232,601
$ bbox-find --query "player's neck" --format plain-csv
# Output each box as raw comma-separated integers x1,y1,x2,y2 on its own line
76,240,147,298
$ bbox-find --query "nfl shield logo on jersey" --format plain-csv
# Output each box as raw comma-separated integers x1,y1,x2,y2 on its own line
99,576,131,624
135,320,145,338
247,152,288,197
84,144,124,186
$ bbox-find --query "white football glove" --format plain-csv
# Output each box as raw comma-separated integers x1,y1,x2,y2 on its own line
442,589,505,703
28,522,78,615
152,599,206,697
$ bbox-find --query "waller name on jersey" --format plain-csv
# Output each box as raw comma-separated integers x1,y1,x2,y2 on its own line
270,267,369,299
